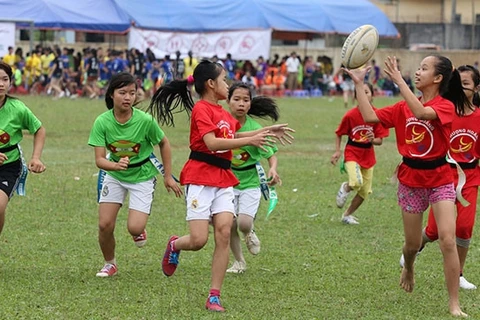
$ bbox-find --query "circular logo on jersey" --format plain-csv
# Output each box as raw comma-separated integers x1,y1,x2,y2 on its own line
351,127,372,142
405,123,433,157
0,130,11,146
449,133,475,162
108,140,140,158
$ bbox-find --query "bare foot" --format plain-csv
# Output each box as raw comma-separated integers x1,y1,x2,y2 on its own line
399,267,415,292
449,303,468,317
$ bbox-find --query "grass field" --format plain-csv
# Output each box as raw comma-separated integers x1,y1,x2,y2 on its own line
0,94,479,319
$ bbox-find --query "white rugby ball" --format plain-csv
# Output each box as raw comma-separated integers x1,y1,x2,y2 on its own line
341,25,379,69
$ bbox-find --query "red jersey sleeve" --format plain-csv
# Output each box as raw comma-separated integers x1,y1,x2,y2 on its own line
375,102,402,129
428,96,454,126
192,104,217,137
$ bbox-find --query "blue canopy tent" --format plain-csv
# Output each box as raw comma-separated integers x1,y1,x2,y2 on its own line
115,0,399,37
0,0,131,33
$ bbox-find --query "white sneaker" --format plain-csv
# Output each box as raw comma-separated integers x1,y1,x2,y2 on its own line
58,91,65,98
336,182,350,208
399,246,424,268
245,230,261,255
226,261,246,274
459,276,477,290
341,215,359,225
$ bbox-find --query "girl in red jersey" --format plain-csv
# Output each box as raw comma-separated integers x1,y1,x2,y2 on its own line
344,56,470,317
331,82,389,225
411,65,480,290
148,60,293,312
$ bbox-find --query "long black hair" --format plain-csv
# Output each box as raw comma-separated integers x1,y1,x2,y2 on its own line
148,59,223,126
432,55,471,116
457,65,480,107
104,72,137,110
228,82,279,121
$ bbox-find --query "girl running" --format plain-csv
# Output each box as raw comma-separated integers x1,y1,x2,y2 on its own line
344,55,469,317
0,62,46,237
149,60,293,312
88,72,182,278
331,82,389,225
226,82,281,274
411,65,480,290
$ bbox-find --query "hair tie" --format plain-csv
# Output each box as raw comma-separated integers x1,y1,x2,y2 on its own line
187,75,194,84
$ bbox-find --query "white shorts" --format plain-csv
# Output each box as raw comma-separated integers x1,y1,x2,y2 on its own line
234,187,261,218
99,174,156,214
185,185,235,221
341,79,354,92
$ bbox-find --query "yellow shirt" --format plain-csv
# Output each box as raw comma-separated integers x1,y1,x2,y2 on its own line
41,53,55,75
26,55,41,77
183,57,198,77
2,54,16,67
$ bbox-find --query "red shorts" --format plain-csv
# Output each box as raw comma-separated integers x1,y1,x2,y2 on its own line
425,186,478,240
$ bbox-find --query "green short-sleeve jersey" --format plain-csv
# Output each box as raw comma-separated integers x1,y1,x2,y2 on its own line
88,108,165,183
231,116,277,190
0,97,42,164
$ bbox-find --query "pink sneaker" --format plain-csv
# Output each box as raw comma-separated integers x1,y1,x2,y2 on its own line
162,236,180,277
205,295,225,312
96,263,118,277
133,229,147,248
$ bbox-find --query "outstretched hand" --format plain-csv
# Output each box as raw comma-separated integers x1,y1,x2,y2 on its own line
383,56,403,85
264,124,295,145
342,66,371,84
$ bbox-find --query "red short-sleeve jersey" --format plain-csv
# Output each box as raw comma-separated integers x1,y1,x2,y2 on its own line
335,106,389,169
180,100,241,187
450,108,480,188
375,96,454,188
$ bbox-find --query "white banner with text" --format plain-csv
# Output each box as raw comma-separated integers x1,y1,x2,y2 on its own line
0,23,16,58
129,27,271,60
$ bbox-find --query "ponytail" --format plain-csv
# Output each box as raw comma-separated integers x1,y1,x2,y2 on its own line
250,96,279,121
148,79,194,127
433,55,472,116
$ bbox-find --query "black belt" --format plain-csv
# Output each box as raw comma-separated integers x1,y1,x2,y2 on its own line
347,138,372,149
189,151,231,169
231,163,256,171
402,156,447,170
449,160,479,170
0,144,18,153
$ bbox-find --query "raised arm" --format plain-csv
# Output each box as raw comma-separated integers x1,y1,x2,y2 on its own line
343,67,379,123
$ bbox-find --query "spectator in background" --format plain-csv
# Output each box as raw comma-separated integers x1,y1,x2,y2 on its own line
370,59,381,86
286,52,300,91
224,53,236,80
2,46,15,68
255,56,267,93
183,50,198,77
173,50,185,80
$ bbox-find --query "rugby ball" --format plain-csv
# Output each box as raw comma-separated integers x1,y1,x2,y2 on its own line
341,25,379,69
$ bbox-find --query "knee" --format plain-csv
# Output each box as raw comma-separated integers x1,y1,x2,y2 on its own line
237,218,253,235
438,234,456,251
456,237,471,248
98,221,115,234
215,224,232,243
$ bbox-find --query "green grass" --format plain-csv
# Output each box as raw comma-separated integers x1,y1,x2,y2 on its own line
0,95,478,319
